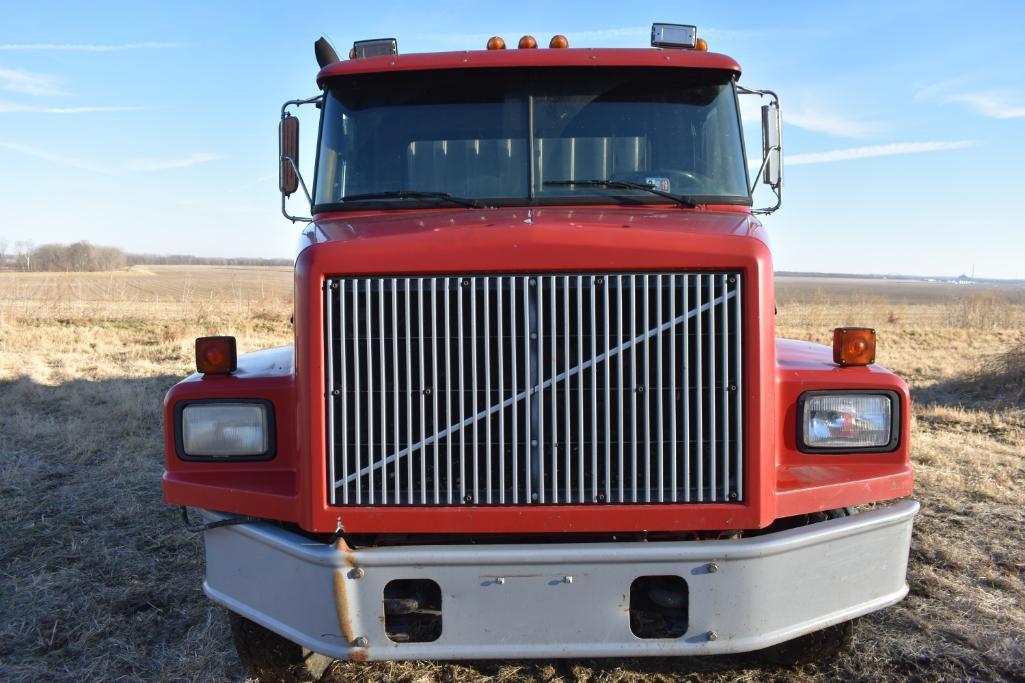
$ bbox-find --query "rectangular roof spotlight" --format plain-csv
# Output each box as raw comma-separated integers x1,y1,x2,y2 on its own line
651,23,698,49
352,38,398,59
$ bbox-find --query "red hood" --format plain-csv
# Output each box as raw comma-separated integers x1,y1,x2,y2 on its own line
300,206,766,253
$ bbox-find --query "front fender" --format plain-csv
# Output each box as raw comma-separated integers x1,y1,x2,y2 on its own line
773,339,913,517
162,346,303,523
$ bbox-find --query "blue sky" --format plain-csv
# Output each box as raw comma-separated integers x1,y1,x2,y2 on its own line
0,1,1022,278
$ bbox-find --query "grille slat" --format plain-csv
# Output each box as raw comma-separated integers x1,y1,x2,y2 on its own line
537,277,545,503
497,281,505,503
695,276,703,502
708,275,717,500
352,282,361,503
720,275,730,501
682,274,691,502
549,277,559,503
669,275,676,502
564,276,572,503
656,275,664,502
522,277,532,503
326,271,744,506
326,281,337,500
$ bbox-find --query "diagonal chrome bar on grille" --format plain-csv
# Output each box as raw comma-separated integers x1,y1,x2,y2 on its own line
337,284,737,488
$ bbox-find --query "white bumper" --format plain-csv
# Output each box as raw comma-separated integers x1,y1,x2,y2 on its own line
201,500,918,661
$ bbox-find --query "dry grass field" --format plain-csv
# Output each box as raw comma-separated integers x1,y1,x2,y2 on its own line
1,267,1023,682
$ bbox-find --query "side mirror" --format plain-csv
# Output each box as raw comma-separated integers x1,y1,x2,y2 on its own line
738,85,782,213
760,102,782,189
279,115,299,196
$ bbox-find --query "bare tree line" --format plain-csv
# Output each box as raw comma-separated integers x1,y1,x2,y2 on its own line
0,240,291,272
125,253,292,267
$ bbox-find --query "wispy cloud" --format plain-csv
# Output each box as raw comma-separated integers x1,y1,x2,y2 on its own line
785,107,882,138
420,27,650,45
0,41,185,52
942,91,1025,120
787,140,975,166
229,173,277,192
0,140,113,174
739,95,881,139
0,142,221,175
0,100,147,114
915,73,977,100
124,153,221,171
0,67,65,97
917,75,1025,120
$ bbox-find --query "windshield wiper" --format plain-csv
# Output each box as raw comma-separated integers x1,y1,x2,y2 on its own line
543,179,697,208
340,191,484,208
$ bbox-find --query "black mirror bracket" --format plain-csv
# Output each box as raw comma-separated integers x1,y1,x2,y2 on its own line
737,85,782,215
280,95,323,223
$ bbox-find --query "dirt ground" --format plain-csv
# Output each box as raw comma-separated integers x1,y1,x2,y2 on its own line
1,267,1023,682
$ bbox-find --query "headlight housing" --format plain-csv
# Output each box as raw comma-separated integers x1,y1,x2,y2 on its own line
798,391,899,453
175,400,275,460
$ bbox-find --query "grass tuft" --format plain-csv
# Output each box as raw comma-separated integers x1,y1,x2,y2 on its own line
981,338,1025,405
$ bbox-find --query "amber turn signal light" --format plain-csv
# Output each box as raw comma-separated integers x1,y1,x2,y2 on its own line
196,336,237,375
518,35,538,49
486,36,506,50
549,34,569,48
695,37,709,52
833,327,876,367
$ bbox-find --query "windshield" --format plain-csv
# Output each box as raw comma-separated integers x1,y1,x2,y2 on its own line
314,67,750,210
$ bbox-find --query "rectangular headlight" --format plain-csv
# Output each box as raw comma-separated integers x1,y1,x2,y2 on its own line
180,402,271,458
800,392,897,452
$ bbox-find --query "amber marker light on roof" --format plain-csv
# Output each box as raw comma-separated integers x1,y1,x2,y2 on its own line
518,35,538,49
549,35,569,48
832,327,876,367
487,36,506,50
196,336,238,375
695,37,709,51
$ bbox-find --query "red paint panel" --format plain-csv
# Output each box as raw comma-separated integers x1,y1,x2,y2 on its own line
316,48,742,86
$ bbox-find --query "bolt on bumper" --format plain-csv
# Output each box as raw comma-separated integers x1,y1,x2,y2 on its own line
201,499,918,661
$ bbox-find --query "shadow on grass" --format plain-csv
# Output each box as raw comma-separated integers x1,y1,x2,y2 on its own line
911,361,1024,412
0,374,246,683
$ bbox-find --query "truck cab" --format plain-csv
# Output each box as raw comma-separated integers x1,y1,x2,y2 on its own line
163,25,916,679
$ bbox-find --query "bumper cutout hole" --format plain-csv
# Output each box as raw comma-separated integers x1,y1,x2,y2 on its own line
630,575,688,638
383,579,442,643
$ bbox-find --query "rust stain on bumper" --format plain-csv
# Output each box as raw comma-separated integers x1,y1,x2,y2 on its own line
332,569,356,644
331,539,370,661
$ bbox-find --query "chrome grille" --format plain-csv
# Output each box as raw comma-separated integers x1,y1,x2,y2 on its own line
326,273,743,506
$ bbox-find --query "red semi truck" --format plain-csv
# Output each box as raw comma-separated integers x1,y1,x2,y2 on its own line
163,24,917,680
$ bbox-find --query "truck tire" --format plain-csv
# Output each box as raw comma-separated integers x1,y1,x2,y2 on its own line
757,507,857,666
229,612,333,682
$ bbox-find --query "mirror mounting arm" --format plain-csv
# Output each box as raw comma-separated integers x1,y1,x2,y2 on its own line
280,155,313,223
737,85,782,215
279,95,324,223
